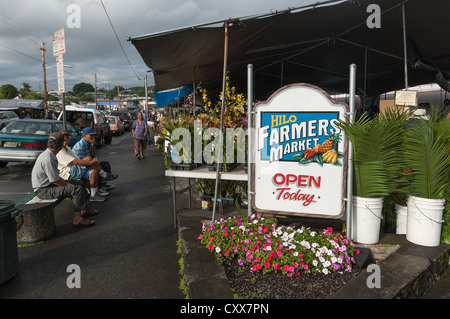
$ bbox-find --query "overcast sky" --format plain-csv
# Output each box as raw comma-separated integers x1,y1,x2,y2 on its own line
0,0,324,94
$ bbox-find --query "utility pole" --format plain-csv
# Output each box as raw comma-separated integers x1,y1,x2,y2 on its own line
91,72,98,109
117,85,120,110
36,41,48,117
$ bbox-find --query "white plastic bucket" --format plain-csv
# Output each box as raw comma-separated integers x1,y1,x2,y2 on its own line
406,196,445,247
351,196,383,244
395,204,407,235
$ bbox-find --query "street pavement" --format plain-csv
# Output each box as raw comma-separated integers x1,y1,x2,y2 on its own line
0,131,184,299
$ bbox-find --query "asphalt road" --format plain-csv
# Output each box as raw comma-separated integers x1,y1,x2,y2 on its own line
0,131,185,299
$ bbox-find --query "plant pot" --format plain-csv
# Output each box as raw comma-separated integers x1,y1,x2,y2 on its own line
170,163,201,170
395,204,407,235
406,196,445,247
351,196,383,244
221,194,239,205
199,193,214,201
207,162,238,172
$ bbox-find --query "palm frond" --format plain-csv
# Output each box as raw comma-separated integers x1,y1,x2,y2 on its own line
336,109,408,198
403,120,450,198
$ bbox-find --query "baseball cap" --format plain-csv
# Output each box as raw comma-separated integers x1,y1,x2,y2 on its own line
82,127,97,135
48,132,64,148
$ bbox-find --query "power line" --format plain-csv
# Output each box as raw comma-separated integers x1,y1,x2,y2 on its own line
99,0,141,80
0,42,41,63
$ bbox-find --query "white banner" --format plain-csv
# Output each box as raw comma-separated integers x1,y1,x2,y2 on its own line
52,28,66,56
56,54,65,94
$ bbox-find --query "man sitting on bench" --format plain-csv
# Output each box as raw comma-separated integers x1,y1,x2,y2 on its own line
57,131,108,202
31,132,97,227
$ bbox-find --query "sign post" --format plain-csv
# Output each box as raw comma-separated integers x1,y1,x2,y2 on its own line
53,28,66,130
252,84,349,219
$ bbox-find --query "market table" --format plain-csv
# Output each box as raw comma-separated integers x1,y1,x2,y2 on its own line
165,165,248,228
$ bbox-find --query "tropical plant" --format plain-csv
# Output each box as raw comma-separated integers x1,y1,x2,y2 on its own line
401,107,449,199
197,178,216,195
335,108,409,198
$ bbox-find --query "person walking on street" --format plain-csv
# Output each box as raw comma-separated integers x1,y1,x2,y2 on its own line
31,132,96,227
57,131,108,202
132,112,149,160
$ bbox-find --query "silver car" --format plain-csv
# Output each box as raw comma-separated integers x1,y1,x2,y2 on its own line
0,111,19,129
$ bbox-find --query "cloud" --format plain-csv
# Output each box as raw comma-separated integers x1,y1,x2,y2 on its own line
0,0,316,92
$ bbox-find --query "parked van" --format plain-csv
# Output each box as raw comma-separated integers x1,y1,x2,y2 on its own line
58,104,112,147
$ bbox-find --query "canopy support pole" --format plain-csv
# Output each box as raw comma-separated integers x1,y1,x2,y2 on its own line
247,64,254,217
346,63,356,241
212,21,229,222
402,3,409,88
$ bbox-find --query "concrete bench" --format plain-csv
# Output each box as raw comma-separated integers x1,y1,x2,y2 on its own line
15,193,65,245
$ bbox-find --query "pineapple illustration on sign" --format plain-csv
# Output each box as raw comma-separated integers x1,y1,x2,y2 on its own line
292,130,344,166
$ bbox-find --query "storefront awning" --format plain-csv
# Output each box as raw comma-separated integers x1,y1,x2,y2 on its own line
153,85,193,107
129,0,450,102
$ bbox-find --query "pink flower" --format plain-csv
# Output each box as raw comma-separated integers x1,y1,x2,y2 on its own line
198,234,203,240
264,262,270,268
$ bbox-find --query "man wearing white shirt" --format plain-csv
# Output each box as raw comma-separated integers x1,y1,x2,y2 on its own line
57,131,108,201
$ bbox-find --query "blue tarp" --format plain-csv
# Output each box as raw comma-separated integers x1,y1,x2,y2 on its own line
153,85,192,107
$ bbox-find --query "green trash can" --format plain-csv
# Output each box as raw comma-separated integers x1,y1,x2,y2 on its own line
0,200,20,285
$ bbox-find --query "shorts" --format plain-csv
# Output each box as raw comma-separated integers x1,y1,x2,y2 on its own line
69,165,93,181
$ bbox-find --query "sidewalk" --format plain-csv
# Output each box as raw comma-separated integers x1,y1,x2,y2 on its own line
0,137,184,299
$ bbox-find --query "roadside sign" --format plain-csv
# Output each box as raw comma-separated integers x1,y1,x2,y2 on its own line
56,54,65,93
395,90,418,107
52,28,66,56
252,84,348,218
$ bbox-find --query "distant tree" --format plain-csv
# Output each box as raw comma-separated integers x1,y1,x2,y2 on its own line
0,84,19,99
73,82,95,95
19,82,32,97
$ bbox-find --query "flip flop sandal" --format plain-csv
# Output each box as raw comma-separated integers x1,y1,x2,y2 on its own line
83,209,99,217
74,217,95,227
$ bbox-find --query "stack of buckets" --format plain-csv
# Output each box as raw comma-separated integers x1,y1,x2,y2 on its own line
352,195,445,247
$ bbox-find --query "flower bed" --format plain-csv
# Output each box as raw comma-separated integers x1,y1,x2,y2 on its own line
199,213,359,277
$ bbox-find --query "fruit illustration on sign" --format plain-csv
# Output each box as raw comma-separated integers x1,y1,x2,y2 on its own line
293,131,344,166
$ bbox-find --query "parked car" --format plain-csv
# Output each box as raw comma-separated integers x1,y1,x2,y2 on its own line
0,119,81,167
58,104,112,147
0,111,19,130
106,115,124,135
110,111,134,131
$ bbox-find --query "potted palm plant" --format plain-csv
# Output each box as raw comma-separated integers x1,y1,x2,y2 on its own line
401,107,449,247
336,108,408,244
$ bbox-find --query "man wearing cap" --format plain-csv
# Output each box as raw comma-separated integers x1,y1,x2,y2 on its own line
31,132,96,227
57,131,108,202
72,127,119,184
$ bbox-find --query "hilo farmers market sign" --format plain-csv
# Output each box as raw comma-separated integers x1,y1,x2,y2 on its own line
252,84,348,218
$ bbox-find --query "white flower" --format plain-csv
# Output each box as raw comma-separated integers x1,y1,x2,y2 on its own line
312,260,318,267
215,247,221,253
322,268,329,275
